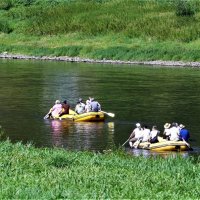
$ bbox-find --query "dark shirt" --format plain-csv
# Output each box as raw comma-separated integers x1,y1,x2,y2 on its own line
179,128,190,142
61,103,70,115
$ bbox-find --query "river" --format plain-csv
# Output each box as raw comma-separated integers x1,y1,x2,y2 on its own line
0,59,200,156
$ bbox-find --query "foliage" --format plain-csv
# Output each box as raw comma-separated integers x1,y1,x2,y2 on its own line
0,0,12,10
0,140,200,199
11,0,35,6
0,0,199,41
1,33,200,61
1,0,200,61
175,0,198,17
0,20,12,33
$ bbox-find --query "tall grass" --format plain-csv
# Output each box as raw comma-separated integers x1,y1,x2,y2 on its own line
1,0,200,42
1,0,200,61
1,33,200,61
0,140,200,199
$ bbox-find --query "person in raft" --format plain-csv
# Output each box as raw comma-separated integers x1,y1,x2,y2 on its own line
50,100,63,118
163,123,171,140
75,98,86,114
149,125,160,143
85,99,92,112
90,97,101,112
129,123,143,147
141,125,151,142
179,124,190,142
169,122,180,141
59,100,70,116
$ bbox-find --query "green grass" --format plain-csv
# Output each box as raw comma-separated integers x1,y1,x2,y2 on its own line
0,0,200,61
0,139,200,199
1,33,200,61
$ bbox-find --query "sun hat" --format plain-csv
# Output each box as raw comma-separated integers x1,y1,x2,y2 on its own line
79,98,83,102
164,123,171,129
55,100,60,104
136,123,141,127
179,124,185,129
172,122,177,127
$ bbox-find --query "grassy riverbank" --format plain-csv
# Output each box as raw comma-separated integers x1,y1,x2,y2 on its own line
1,0,200,61
0,140,200,199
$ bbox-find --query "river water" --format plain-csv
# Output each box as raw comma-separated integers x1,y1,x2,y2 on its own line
0,59,200,156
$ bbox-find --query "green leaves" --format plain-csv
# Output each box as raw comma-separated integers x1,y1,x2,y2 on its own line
0,140,200,199
0,20,13,33
175,0,198,17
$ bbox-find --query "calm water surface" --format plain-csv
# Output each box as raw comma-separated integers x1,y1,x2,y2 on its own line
0,59,200,156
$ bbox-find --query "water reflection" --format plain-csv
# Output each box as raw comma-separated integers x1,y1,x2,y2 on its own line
127,148,191,158
46,120,115,151
1,59,200,154
50,120,71,147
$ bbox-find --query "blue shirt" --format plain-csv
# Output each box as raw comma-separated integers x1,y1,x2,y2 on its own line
90,101,101,112
179,128,190,142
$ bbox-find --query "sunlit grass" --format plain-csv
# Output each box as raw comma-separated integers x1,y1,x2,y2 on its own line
0,140,199,199
1,33,200,61
1,0,200,61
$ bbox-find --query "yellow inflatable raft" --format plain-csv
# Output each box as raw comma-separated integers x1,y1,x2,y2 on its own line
54,109,105,122
133,137,190,151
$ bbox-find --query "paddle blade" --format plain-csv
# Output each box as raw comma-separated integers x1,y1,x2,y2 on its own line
44,113,50,119
43,115,49,119
107,112,115,117
101,111,115,118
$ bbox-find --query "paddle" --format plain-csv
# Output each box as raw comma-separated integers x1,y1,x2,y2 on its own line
122,139,129,146
101,111,115,118
44,112,51,119
44,109,52,119
133,139,142,149
182,138,192,150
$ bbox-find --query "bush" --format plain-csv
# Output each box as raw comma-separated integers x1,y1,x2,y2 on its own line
11,0,35,6
175,0,197,16
0,0,13,10
0,20,13,33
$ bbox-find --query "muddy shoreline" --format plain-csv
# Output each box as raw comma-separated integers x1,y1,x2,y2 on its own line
1,52,200,67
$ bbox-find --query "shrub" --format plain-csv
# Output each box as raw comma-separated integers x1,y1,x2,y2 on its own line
0,0,13,10
175,0,197,16
0,20,13,33
11,0,35,6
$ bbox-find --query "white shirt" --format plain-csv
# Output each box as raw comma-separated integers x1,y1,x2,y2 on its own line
75,102,86,114
169,127,179,141
142,128,150,142
164,128,171,136
134,127,143,139
150,130,158,139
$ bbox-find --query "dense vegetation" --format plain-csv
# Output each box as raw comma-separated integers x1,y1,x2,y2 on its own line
0,139,199,199
0,0,200,61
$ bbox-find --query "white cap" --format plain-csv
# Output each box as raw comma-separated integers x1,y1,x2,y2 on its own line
55,100,60,104
179,124,185,129
136,123,141,127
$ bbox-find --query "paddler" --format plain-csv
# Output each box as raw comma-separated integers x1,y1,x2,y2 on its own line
179,124,190,142
75,98,86,114
59,100,70,116
90,97,101,112
49,100,63,118
129,123,143,147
